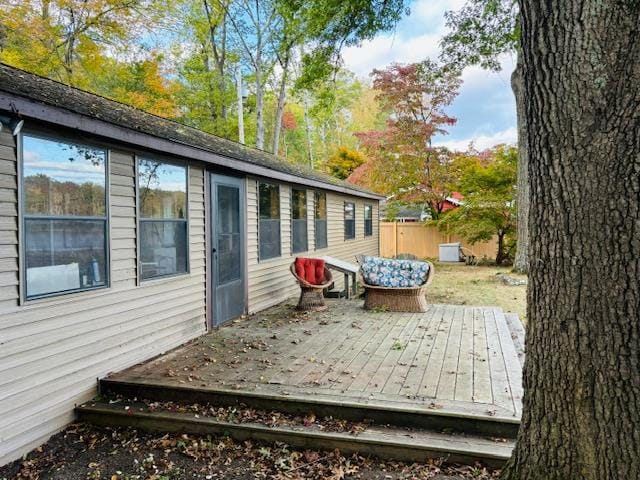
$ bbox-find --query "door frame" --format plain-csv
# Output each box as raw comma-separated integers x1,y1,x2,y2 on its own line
206,170,248,329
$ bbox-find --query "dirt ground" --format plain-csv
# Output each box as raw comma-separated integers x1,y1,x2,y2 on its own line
0,423,500,480
426,263,527,323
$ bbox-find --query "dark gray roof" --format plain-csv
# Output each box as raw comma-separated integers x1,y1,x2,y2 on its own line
0,63,381,199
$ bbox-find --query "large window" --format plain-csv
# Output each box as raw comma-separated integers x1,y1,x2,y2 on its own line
364,204,373,237
258,182,280,260
22,134,108,299
138,158,188,280
344,202,355,240
314,191,327,249
291,188,307,253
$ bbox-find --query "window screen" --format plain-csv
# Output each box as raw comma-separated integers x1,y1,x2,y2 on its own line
138,158,188,280
344,202,355,240
314,191,327,249
364,204,373,237
259,182,281,260
291,188,308,253
22,134,108,299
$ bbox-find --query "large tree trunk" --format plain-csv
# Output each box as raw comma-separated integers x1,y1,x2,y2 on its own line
502,2,640,479
511,50,529,274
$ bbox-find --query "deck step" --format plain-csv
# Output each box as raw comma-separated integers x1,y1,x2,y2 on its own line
504,313,526,367
76,401,513,467
100,378,520,439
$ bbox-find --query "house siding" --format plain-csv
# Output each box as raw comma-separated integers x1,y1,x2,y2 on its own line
246,177,379,313
0,132,207,466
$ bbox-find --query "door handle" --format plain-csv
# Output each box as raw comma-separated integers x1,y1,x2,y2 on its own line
212,247,217,254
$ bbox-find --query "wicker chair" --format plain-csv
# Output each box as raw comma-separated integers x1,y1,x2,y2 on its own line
361,261,435,313
290,262,334,311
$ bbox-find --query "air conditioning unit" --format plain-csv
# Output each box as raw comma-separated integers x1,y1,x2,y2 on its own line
439,243,462,262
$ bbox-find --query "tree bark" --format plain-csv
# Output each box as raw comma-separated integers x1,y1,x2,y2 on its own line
272,56,289,154
302,90,314,168
501,2,640,479
511,50,529,274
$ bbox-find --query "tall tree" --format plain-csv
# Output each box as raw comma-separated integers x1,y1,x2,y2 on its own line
1,0,154,86
354,60,462,219
440,1,530,273
438,146,517,265
221,0,278,150
502,1,640,478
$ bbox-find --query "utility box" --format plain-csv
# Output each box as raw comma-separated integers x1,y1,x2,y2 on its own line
439,242,462,262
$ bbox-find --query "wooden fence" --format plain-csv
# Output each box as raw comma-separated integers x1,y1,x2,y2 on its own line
380,222,498,260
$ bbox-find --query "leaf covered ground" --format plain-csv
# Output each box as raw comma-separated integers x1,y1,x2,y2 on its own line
0,423,500,480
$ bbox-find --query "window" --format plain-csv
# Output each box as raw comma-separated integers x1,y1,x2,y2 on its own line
364,204,373,237
291,188,307,253
314,191,327,249
344,202,355,240
138,158,188,280
22,134,108,299
258,182,280,260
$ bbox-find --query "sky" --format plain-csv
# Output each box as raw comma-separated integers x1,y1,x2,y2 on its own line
341,0,518,151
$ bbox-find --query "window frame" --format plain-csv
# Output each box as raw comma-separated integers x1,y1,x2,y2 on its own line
19,130,111,301
257,181,281,261
136,155,190,283
344,201,356,240
364,204,373,237
291,187,308,254
314,191,328,250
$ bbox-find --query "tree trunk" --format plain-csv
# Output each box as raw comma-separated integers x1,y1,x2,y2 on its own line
272,58,289,155
236,68,245,145
302,90,314,168
501,2,640,479
255,66,265,149
511,49,529,274
495,232,505,266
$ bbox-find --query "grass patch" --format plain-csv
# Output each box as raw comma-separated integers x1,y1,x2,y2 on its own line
427,261,527,323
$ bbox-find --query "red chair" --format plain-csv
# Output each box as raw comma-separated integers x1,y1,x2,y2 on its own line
290,258,334,311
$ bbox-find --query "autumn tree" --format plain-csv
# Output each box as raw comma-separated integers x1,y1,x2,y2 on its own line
438,146,516,265
353,60,462,219
501,1,640,478
324,147,366,180
440,0,529,273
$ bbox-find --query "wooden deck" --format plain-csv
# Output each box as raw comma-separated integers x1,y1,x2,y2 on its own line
108,299,523,423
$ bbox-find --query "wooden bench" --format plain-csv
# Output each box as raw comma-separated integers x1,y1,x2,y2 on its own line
319,256,359,299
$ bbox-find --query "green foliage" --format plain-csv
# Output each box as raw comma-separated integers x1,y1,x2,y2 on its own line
324,147,366,180
440,0,519,70
285,0,409,89
438,145,517,264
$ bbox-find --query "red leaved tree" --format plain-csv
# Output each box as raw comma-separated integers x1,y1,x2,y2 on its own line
350,60,461,219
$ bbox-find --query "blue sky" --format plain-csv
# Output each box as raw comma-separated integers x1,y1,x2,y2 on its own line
341,0,517,151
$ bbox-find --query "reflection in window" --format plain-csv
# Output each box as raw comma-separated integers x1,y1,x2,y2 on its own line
258,182,280,260
364,204,373,237
344,202,355,240
314,191,327,249
138,158,188,280
291,188,307,253
217,185,241,284
22,135,108,298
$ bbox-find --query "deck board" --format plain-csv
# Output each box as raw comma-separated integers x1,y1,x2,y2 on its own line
108,300,523,421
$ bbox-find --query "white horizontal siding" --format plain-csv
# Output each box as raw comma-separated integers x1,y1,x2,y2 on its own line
247,177,379,313
0,140,207,466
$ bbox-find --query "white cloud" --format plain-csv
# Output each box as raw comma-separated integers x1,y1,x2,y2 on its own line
433,127,518,152
411,0,467,25
342,32,442,78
